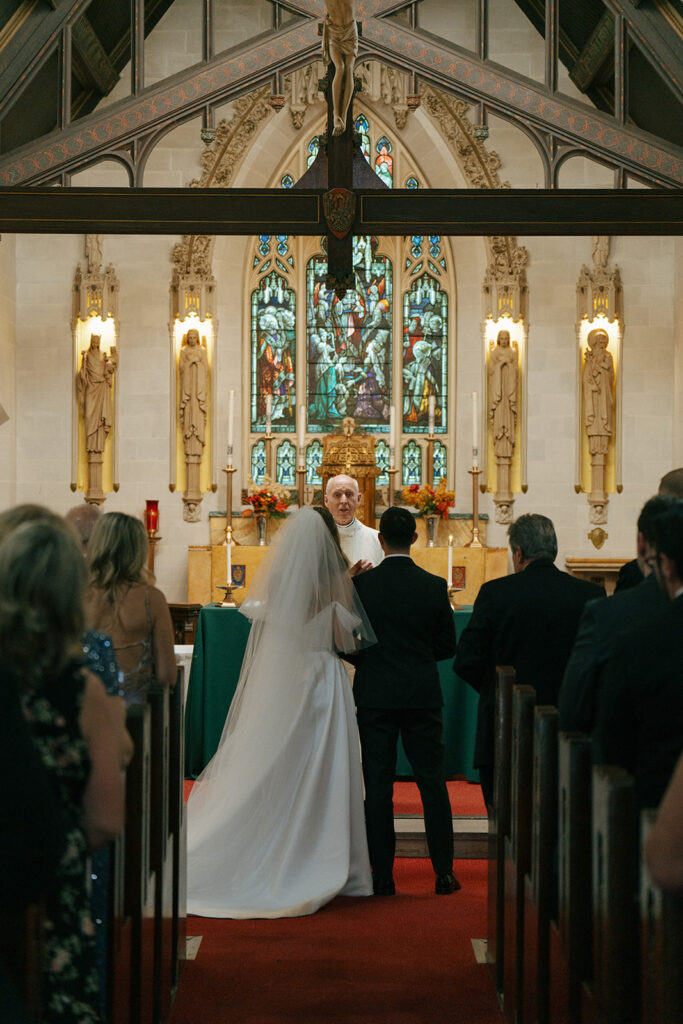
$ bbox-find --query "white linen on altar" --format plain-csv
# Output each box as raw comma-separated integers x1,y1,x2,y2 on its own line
337,518,383,567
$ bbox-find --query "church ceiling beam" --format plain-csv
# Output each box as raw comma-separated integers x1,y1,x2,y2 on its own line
361,19,683,187
0,185,681,236
0,0,96,110
600,0,683,106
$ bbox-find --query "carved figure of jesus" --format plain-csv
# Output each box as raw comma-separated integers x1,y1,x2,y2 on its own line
77,334,117,453
583,328,614,456
488,330,518,459
322,0,358,136
179,328,209,458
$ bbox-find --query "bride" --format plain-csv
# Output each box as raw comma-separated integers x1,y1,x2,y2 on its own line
186,505,376,918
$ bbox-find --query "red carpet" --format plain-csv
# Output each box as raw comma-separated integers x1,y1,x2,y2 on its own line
170,857,502,1024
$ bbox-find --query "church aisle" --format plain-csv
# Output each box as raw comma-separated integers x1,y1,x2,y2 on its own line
170,857,502,1023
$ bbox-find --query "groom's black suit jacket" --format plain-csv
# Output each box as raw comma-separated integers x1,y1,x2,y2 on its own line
349,555,456,708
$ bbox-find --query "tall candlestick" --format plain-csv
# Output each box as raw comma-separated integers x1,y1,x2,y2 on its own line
298,404,306,465
428,394,435,436
448,534,453,585
265,394,272,435
227,528,232,582
227,389,234,453
389,405,396,461
472,390,479,469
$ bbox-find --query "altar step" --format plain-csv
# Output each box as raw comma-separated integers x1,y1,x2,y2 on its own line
395,814,488,859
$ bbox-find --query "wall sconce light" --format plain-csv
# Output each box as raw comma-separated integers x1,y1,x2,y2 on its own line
145,499,159,538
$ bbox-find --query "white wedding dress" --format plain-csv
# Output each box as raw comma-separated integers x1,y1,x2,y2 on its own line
186,508,374,919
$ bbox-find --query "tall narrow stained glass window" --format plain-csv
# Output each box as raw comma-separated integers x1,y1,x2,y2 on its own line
251,271,296,432
375,137,393,187
375,439,389,485
306,236,392,433
402,273,448,433
276,440,296,485
433,441,447,484
402,441,422,486
306,440,323,485
251,440,266,483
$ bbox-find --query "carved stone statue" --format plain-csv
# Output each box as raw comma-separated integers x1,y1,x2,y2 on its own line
178,328,210,515
488,329,518,459
77,333,118,503
583,328,614,456
322,0,358,136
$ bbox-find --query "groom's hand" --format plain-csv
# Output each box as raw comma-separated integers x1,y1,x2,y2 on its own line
349,558,373,577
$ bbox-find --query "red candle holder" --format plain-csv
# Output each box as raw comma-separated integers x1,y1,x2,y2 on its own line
145,499,159,537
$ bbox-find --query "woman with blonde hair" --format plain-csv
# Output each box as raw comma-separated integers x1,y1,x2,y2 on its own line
86,511,176,705
0,514,132,1022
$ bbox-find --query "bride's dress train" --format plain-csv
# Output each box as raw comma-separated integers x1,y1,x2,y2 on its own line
186,509,374,918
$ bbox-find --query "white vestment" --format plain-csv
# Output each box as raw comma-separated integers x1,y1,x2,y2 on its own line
337,518,384,567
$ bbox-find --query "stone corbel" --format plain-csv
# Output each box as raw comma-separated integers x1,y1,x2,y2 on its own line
481,242,529,524
71,234,120,504
575,237,623,533
170,244,218,523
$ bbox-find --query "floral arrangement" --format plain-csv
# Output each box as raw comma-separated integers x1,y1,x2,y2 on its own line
401,479,455,520
242,476,290,518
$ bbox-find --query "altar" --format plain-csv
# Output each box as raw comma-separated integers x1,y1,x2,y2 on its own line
185,603,481,782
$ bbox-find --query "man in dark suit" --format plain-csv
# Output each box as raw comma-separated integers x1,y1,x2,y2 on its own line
349,506,458,896
614,467,683,592
558,494,677,733
593,501,683,808
453,513,605,809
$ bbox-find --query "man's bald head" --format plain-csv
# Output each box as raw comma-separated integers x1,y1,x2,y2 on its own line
324,474,361,526
659,468,683,498
65,503,102,553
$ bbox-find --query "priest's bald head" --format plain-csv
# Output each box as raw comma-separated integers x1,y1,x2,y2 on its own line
325,474,362,527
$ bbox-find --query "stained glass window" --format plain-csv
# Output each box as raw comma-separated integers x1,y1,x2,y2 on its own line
281,174,294,189
276,235,289,256
354,114,370,159
433,441,447,484
406,176,419,189
306,440,323,485
307,136,320,168
251,440,266,483
375,137,393,187
402,273,448,434
411,236,423,259
402,441,422,486
306,236,392,433
251,271,296,432
259,235,270,257
375,439,389,485
276,440,296,485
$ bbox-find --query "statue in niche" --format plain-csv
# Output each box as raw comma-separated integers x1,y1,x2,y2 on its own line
489,330,518,458
583,328,614,456
178,328,209,515
322,0,358,136
77,333,118,503
488,329,519,525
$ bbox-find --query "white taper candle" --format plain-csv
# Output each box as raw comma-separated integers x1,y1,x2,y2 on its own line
227,389,234,455
265,394,272,434
389,405,396,462
472,391,479,468
428,394,435,435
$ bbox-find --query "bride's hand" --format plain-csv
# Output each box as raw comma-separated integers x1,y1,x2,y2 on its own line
348,558,373,577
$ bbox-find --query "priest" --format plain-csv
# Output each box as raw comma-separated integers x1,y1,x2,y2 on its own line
324,474,383,572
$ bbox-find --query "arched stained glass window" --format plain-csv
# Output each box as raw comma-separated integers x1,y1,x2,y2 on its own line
276,236,289,257
411,236,423,259
402,273,448,434
251,270,296,432
306,439,323,485
433,441,447,484
375,137,393,187
402,441,422,486
306,236,392,433
259,235,271,256
428,235,441,258
405,175,419,189
375,439,389,485
251,440,266,483
354,114,370,159
307,136,320,168
276,440,296,485
281,173,294,188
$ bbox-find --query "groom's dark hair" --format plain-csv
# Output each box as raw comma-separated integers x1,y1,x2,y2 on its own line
379,506,416,551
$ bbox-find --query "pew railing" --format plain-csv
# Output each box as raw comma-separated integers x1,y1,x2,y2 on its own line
488,665,516,995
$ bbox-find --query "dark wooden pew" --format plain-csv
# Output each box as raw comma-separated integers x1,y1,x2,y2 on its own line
547,732,592,1024
523,706,558,1024
488,665,516,996
106,830,131,1024
503,683,536,1024
0,901,44,1022
640,808,683,1024
124,703,157,1024
148,685,174,1024
582,765,639,1024
168,667,187,998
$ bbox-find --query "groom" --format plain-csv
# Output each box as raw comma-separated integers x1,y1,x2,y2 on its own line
348,506,459,895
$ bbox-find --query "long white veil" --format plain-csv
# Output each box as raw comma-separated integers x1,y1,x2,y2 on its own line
191,506,376,794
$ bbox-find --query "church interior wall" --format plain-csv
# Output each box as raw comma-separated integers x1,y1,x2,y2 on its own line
675,241,683,467
0,235,17,507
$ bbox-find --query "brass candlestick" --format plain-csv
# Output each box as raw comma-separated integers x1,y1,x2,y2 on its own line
218,584,240,608
222,461,239,545
297,466,306,507
447,585,463,610
466,467,483,548
265,431,274,478
425,434,434,486
218,524,241,607
147,535,161,575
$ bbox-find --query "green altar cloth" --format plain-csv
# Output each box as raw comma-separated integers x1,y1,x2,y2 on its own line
184,603,479,783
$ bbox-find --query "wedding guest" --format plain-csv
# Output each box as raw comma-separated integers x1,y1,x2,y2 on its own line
325,473,383,573
558,495,675,733
645,751,683,890
0,517,132,1022
85,512,176,705
65,502,102,554
593,501,683,808
349,506,459,896
614,467,683,592
454,514,604,808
